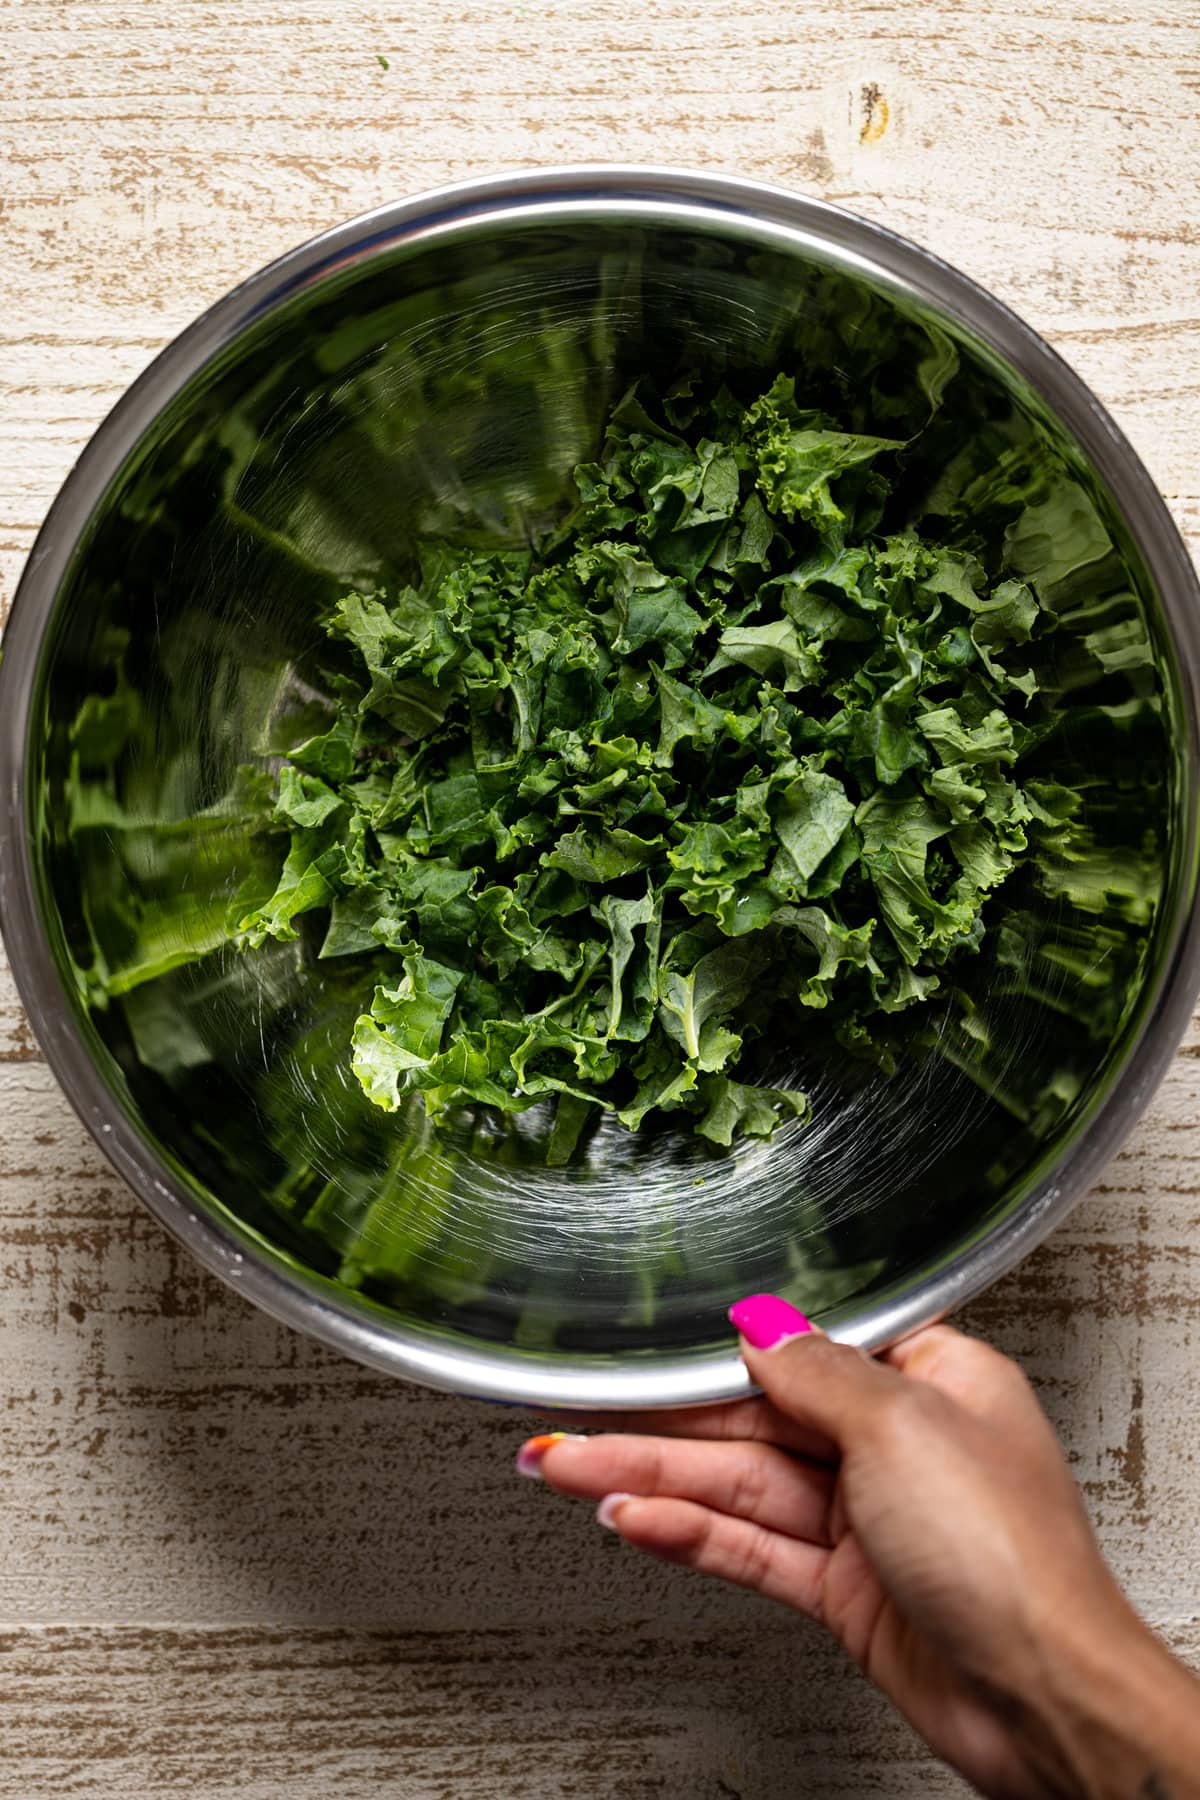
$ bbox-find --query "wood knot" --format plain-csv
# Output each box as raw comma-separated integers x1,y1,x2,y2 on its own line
860,82,890,143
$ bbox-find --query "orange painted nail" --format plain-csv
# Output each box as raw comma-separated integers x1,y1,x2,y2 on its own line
515,1431,584,1479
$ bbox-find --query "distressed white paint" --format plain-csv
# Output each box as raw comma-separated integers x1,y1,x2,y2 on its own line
2,1,1199,1793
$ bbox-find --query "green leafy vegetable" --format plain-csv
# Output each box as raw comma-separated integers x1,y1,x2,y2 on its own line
231,372,1087,1156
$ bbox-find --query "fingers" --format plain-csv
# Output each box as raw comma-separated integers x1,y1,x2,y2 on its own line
737,1319,905,1453
536,1431,835,1545
550,1395,837,1464
885,1325,1043,1431
727,1300,1026,1454
883,1323,970,1379
598,1493,829,1615
550,1397,770,1441
555,1317,1021,1470
551,1319,958,1463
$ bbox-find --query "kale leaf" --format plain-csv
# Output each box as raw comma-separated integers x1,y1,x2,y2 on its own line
234,373,1079,1158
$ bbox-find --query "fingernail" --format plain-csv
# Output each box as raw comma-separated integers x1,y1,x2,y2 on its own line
729,1293,813,1351
597,1491,634,1532
515,1432,584,1480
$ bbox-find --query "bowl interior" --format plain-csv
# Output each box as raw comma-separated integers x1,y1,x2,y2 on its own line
11,199,1189,1382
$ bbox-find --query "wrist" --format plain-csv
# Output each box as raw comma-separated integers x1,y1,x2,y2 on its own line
1014,1600,1200,1799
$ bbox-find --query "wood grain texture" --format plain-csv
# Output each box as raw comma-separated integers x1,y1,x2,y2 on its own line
2,0,1198,1794
0,1623,978,1800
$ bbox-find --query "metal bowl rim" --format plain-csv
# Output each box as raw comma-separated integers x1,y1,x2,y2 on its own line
2,162,1199,1408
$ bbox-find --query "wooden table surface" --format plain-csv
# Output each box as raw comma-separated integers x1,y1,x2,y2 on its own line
3,3,1199,1794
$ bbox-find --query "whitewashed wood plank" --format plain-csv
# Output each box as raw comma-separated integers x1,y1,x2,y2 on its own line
3,2,1200,1795
0,1621,974,1800
3,1617,1197,1800
0,963,41,1065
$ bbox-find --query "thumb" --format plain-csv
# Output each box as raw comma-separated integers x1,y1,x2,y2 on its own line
730,1293,901,1452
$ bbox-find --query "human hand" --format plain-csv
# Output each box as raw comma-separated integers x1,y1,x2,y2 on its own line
517,1299,1200,1799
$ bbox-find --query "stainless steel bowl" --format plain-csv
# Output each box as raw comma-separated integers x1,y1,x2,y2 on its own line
3,166,1199,1409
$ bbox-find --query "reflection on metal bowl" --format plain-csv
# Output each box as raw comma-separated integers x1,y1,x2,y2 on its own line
2,167,1199,1408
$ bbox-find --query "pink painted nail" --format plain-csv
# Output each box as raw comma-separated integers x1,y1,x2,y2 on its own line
597,1492,634,1532
728,1293,813,1351
515,1432,585,1480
